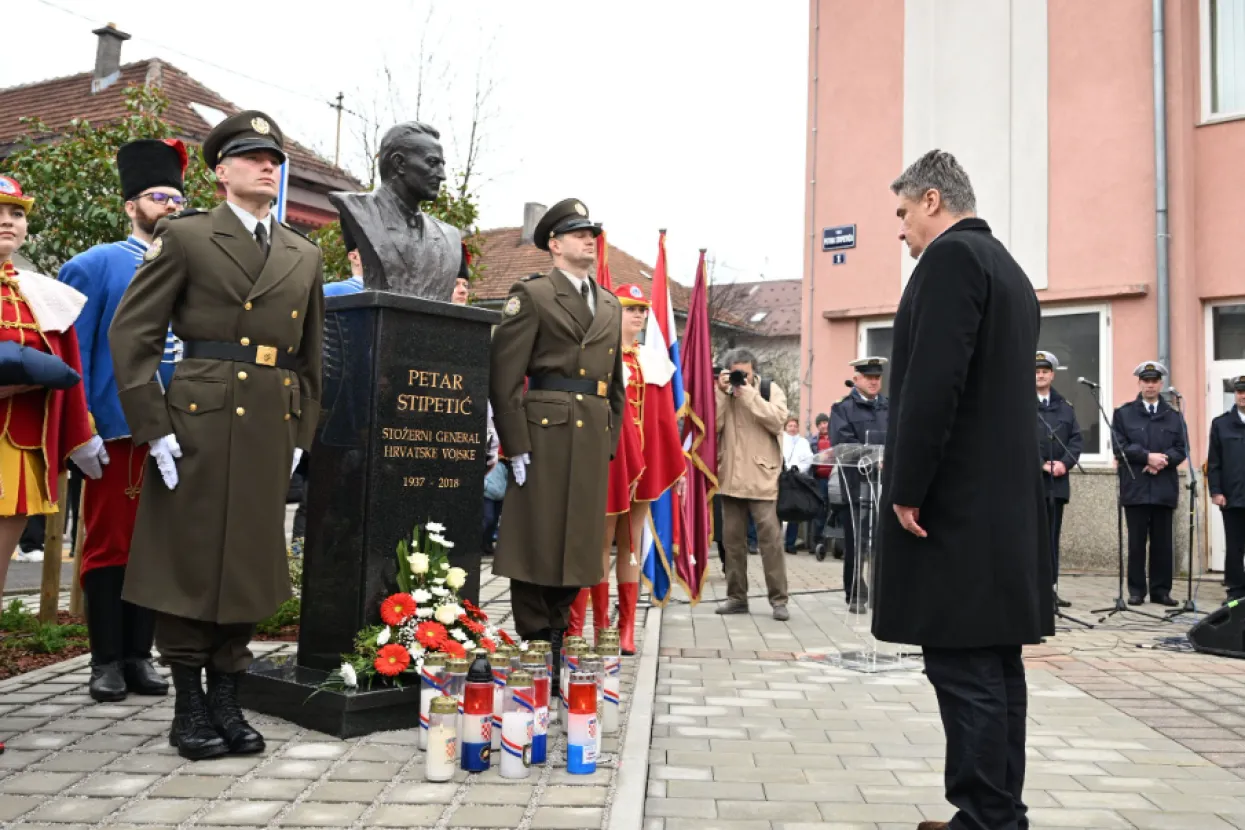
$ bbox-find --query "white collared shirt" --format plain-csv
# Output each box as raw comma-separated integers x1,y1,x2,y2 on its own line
1238,408,1245,425
1039,395,1049,406
226,200,273,238
559,270,595,316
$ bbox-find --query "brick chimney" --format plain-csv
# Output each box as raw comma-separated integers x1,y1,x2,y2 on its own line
520,202,546,246
91,23,131,94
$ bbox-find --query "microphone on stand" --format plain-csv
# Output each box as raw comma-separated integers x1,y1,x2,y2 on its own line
1167,386,1182,398
1077,377,1100,389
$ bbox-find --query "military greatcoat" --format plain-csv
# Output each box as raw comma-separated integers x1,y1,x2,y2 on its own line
109,204,324,624
489,269,625,587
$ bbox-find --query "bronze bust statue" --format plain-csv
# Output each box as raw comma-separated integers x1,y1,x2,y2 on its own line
329,122,464,301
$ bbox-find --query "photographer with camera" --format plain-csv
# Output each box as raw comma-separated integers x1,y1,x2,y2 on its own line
714,348,790,620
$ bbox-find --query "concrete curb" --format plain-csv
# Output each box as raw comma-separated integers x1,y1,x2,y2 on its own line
605,602,663,830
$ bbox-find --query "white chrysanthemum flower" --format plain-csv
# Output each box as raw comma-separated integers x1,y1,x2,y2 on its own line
434,604,458,625
433,577,446,585
376,626,391,646
439,539,455,550
409,553,430,574
407,643,426,661
451,628,470,642
413,588,432,603
425,521,446,533
446,567,467,590
416,606,434,619
340,663,358,688
431,586,449,598
428,533,448,546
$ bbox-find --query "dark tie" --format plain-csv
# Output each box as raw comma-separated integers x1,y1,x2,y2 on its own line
1149,404,1156,415
254,223,269,259
580,281,590,303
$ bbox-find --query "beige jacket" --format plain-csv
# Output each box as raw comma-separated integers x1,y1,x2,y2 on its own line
715,377,788,500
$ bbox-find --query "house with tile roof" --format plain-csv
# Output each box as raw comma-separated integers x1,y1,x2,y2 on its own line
0,23,361,232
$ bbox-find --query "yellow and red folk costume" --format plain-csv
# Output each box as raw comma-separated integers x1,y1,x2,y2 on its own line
0,262,94,515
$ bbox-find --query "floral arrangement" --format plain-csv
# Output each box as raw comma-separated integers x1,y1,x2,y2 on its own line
324,522,515,691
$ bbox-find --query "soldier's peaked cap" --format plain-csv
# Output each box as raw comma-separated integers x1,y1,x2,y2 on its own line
849,357,887,376
203,110,286,169
1133,361,1168,380
534,198,602,252
1233,375,1245,392
1035,350,1059,370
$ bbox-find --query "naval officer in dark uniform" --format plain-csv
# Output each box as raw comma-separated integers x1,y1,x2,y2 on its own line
489,199,625,681
1111,361,1186,607
830,357,889,611
111,111,324,760
1035,350,1082,608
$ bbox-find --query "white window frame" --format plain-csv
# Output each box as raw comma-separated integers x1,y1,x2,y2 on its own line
1202,0,1245,123
857,318,893,359
1040,303,1113,466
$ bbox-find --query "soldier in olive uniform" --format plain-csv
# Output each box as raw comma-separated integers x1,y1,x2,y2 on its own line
110,111,324,760
489,199,625,671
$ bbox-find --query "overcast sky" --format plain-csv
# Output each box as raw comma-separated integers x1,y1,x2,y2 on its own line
6,0,808,286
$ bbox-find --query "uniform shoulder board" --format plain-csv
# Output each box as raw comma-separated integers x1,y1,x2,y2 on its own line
521,272,545,282
281,221,312,241
169,208,206,220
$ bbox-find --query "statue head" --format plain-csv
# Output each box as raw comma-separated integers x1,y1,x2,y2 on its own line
378,122,446,206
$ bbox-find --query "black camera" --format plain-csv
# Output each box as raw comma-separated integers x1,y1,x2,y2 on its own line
728,369,748,387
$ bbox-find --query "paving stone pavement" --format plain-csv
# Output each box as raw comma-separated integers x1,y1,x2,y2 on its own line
643,548,1245,830
0,561,644,830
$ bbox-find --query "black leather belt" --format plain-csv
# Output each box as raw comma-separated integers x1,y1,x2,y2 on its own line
529,374,607,397
183,340,298,370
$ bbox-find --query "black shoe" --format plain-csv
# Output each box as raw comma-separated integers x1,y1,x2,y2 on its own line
848,601,868,615
168,665,229,761
1055,593,1072,609
124,658,169,696
1127,595,1145,605
206,669,265,755
784,546,797,555
88,662,127,702
548,629,563,703
1152,594,1179,608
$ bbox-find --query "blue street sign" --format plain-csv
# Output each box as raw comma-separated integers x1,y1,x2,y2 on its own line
822,225,856,252
273,161,290,223
832,253,846,265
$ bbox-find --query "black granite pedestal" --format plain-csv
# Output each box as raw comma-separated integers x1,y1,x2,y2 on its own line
240,290,499,737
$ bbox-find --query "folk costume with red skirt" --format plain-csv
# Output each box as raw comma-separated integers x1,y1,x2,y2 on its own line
605,347,645,516
0,261,94,517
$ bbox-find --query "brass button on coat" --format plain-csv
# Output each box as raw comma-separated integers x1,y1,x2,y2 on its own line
236,407,245,416
240,336,251,346
237,371,248,380
189,403,198,412
284,413,291,421
287,346,295,354
291,310,299,319
283,378,291,386
576,420,584,428
244,302,253,310
575,394,583,401
541,418,549,425
579,368,586,376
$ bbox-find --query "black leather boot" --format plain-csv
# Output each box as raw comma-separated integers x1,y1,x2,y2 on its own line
549,628,563,702
83,566,127,702
168,664,229,761
206,669,265,754
122,599,167,695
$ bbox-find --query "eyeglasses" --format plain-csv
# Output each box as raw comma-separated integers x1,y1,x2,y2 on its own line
139,193,187,206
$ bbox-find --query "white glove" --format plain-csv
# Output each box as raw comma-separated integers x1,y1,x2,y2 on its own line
70,435,110,480
149,434,183,490
291,448,303,479
511,452,531,487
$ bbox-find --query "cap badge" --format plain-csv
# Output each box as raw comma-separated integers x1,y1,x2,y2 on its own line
0,177,16,195
251,117,271,135
144,237,163,261
1036,353,1044,361
629,286,642,299
573,202,587,216
1146,364,1155,372
504,296,521,317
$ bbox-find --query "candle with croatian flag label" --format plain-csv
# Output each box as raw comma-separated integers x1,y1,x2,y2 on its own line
425,695,458,782
419,653,447,751
530,640,554,724
520,652,549,764
562,642,585,709
461,653,493,772
500,670,535,779
566,671,598,774
599,641,621,735
489,652,510,753
445,657,469,758
580,653,605,758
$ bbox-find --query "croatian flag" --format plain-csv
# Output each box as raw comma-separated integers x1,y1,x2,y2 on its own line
639,231,687,606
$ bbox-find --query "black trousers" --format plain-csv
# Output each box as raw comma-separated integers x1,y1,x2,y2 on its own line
82,565,156,665
1223,508,1245,600
154,612,256,673
509,580,580,640
924,645,1028,830
1045,499,1065,582
839,502,873,601
1125,505,1174,599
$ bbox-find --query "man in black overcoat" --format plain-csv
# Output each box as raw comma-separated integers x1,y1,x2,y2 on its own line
874,149,1053,830
1112,361,1186,607
1209,375,1245,603
1035,350,1082,608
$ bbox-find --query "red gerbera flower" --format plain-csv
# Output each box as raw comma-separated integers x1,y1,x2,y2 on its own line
380,593,417,626
374,644,411,677
480,637,496,653
439,639,466,659
415,621,447,649
457,615,485,635
462,599,488,622
497,629,515,646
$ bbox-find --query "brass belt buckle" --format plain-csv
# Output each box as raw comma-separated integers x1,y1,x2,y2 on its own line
597,381,607,397
255,345,278,367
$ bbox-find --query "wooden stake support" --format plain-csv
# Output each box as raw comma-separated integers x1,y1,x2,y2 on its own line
38,472,70,624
